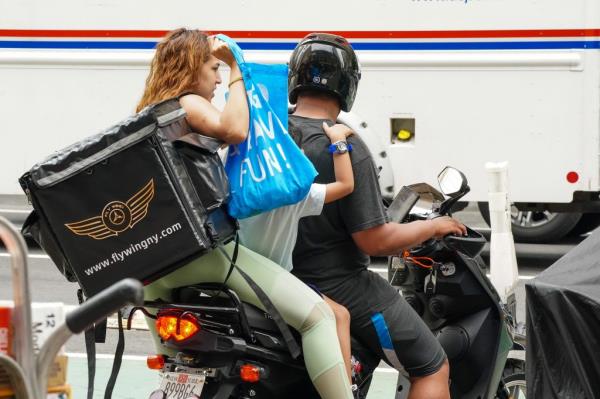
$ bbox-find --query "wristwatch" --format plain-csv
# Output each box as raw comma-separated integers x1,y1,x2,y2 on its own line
328,140,352,154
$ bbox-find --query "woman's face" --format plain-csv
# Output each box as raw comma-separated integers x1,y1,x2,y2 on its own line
196,55,222,100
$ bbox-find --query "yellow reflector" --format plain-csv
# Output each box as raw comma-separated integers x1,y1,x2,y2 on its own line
397,129,412,141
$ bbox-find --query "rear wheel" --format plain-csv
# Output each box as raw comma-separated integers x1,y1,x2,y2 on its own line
503,373,527,399
478,202,581,243
498,359,526,399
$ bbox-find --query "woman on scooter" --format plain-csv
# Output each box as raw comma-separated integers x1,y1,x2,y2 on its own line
137,28,354,399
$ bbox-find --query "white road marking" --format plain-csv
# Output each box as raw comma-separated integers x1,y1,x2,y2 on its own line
0,252,50,259
370,266,537,280
2,251,538,280
66,352,148,361
2,251,539,281
61,305,149,330
372,367,399,374
0,208,31,214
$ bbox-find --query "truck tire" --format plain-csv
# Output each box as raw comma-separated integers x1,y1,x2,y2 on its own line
478,202,581,243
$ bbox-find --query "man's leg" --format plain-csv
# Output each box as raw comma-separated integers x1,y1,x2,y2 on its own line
351,300,450,399
409,360,450,399
326,271,450,399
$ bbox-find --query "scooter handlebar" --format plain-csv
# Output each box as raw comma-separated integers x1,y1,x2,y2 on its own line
65,278,144,334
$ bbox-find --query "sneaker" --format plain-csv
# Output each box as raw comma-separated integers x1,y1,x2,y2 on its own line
351,383,360,399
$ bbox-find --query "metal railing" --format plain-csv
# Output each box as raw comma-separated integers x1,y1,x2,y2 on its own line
0,215,144,398
0,216,37,398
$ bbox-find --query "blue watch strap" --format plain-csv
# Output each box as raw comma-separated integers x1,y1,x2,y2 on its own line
328,142,353,154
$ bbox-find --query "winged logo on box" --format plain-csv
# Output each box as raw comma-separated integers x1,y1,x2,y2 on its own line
65,179,155,240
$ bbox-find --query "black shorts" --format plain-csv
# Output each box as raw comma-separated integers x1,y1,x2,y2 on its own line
321,269,447,377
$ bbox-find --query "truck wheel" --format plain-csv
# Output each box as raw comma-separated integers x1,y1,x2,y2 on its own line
478,202,581,243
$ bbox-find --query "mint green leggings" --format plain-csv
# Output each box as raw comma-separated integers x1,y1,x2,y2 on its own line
144,242,352,399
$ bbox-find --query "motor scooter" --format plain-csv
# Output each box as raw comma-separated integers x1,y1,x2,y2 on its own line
387,166,526,399
142,167,526,399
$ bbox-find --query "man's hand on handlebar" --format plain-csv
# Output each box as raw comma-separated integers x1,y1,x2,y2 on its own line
431,216,467,239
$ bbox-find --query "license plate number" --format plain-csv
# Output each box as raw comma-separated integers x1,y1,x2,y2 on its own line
159,372,205,399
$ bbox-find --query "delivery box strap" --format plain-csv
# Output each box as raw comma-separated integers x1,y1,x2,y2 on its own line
78,289,126,399
217,245,301,359
104,311,125,399
78,289,96,399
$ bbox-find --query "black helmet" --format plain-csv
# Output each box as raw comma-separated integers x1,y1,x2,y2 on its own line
288,33,361,112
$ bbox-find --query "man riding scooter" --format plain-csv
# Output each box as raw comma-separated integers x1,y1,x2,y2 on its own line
288,33,466,399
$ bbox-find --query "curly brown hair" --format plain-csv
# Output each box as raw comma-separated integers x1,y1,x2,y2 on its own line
136,28,210,112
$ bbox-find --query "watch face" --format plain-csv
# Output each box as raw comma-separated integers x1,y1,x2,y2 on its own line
337,142,348,152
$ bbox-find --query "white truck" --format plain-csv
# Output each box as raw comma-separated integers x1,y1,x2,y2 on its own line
1,0,600,242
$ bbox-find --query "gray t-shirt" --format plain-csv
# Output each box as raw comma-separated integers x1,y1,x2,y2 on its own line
290,115,389,290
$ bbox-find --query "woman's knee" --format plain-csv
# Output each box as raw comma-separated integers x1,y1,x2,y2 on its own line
330,302,350,327
299,300,336,333
322,296,350,326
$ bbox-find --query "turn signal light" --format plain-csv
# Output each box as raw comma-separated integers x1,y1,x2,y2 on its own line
240,364,261,383
147,354,165,370
156,315,200,342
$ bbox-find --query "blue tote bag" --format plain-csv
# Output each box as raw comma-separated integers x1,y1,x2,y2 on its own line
217,35,317,219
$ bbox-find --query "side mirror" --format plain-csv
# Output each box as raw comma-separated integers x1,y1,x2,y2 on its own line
438,167,468,197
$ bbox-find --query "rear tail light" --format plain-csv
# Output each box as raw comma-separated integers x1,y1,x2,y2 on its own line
147,354,165,370
156,314,200,342
239,364,262,383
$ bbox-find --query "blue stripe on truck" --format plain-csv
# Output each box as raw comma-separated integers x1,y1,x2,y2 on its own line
1,40,600,51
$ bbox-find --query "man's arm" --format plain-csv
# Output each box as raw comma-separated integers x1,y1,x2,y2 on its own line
352,217,467,256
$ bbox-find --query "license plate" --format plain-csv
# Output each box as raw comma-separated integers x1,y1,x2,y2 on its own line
159,372,206,399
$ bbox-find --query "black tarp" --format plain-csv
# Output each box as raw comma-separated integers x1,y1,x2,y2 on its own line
526,228,600,398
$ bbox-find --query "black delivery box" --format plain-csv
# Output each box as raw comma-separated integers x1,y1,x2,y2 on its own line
19,99,237,296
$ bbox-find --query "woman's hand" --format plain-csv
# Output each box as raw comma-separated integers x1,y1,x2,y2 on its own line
323,122,353,143
210,36,236,66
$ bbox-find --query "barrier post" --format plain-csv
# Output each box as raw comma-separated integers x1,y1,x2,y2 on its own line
485,162,519,302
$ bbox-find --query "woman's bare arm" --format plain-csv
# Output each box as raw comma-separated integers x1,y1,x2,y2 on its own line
322,122,354,204
181,39,249,144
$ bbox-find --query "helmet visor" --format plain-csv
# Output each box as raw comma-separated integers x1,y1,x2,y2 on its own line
291,42,361,80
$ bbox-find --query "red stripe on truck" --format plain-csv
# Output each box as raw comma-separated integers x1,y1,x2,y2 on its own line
0,29,599,39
